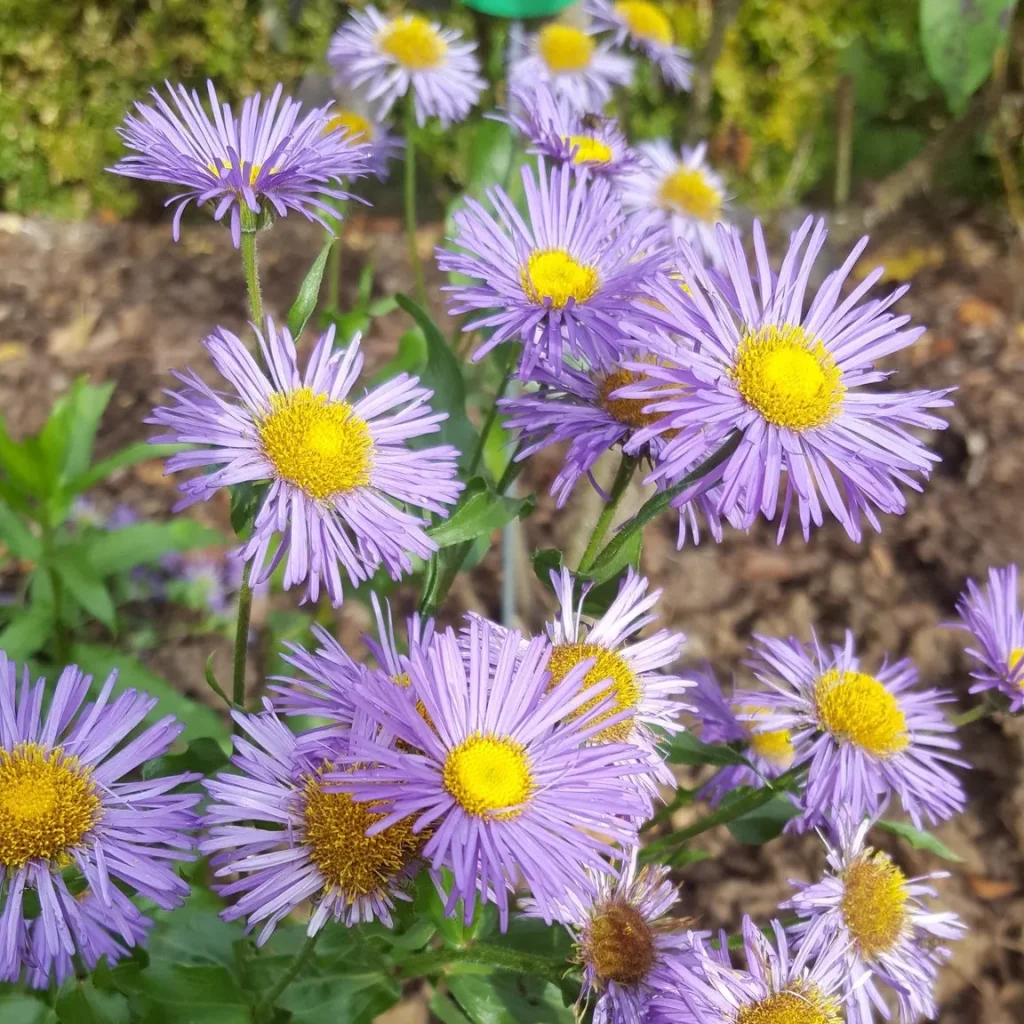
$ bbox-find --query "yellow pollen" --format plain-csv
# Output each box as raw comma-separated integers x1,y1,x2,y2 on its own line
377,15,447,70
442,733,533,818
325,110,375,143
547,643,641,743
614,1,674,45
522,249,600,308
537,24,595,74
658,167,722,222
732,324,845,431
563,134,613,165
739,705,795,769
736,984,842,1024
581,901,655,986
258,387,373,501
390,672,412,689
302,776,425,896
814,669,908,757
841,851,910,958
1010,648,1024,688
0,743,101,869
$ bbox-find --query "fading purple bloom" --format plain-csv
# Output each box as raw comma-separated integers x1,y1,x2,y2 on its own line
324,100,402,181
111,81,369,246
0,654,198,987
329,6,485,128
954,564,1024,711
587,0,693,90
149,318,462,606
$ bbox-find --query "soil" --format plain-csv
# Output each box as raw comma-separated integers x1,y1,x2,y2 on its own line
1,203,1022,1021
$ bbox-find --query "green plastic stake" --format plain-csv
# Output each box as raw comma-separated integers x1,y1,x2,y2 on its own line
462,0,576,17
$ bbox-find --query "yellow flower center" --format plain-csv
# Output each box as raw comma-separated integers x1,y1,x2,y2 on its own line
258,387,373,501
738,705,795,769
205,159,266,185
658,168,722,222
598,368,664,430
325,110,375,143
614,1,673,45
0,743,102,869
563,134,613,165
1010,648,1024,688
302,776,425,896
841,851,910,958
581,901,655,986
736,985,842,1024
814,670,908,757
547,643,641,743
537,24,595,73
732,324,845,431
521,249,600,309
377,15,447,70
442,733,533,819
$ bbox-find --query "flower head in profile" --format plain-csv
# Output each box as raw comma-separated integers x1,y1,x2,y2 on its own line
0,654,198,987
523,853,694,1024
498,84,637,179
621,218,953,542
329,6,485,127
955,563,1024,711
323,94,403,180
587,1,693,90
437,159,664,377
510,22,633,111
340,619,657,930
784,816,967,1024
110,81,369,246
651,916,847,1024
742,631,967,831
202,711,427,941
149,317,462,606
689,667,795,807
621,141,728,266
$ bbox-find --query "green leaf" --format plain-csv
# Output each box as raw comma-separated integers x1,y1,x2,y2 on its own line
531,548,563,588
0,503,40,559
448,974,574,1024
665,731,750,767
431,991,473,1024
0,604,55,661
428,478,535,548
920,0,1013,113
71,643,227,741
0,416,44,495
85,520,223,576
277,971,400,1024
395,294,478,470
370,328,428,387
0,994,56,1024
727,793,800,845
64,443,186,498
52,548,116,629
56,980,130,1024
114,964,249,1024
584,529,642,586
875,819,964,862
466,119,517,193
142,736,230,780
62,380,116,482
228,481,268,540
288,238,334,339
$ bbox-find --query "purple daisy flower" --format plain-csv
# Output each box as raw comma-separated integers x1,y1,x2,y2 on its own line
323,98,402,181
620,141,729,266
509,22,633,111
497,83,637,179
690,667,795,807
651,916,847,1024
148,318,462,606
500,347,729,544
201,709,426,941
586,1,693,91
0,654,198,987
620,217,953,542
784,816,967,1024
110,81,369,247
742,631,967,831
328,6,485,128
955,563,1024,711
339,618,657,930
437,159,664,377
522,852,694,1024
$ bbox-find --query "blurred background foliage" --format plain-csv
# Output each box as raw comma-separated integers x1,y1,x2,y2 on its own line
0,0,1011,218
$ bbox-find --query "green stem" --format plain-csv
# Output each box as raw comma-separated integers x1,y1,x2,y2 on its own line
399,943,567,987
641,764,807,864
467,346,517,477
239,206,264,324
326,194,347,312
41,523,69,663
951,701,996,727
231,561,253,733
577,454,637,574
403,103,427,306
255,931,320,1016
